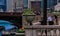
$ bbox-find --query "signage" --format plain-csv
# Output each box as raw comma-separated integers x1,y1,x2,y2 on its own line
0,0,5,5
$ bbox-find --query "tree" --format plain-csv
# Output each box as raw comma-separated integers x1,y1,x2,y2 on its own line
23,9,34,15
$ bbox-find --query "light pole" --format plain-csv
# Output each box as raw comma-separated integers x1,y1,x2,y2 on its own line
42,0,47,36
42,0,47,25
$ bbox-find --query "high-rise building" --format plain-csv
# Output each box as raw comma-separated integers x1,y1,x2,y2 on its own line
41,0,57,9
0,0,23,12
48,0,57,8
0,0,58,12
23,0,57,11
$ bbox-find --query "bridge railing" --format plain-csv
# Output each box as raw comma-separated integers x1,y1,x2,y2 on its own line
24,25,60,36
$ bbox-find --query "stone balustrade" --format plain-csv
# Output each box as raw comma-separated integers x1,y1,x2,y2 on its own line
25,25,60,36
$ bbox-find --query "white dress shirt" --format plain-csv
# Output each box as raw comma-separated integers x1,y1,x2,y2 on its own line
47,16,53,21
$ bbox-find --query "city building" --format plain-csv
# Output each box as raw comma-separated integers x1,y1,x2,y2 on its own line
0,0,58,12
23,0,28,9
0,0,23,12
0,0,6,11
54,0,60,11
23,0,57,12
28,0,41,11
41,0,57,12
12,0,23,12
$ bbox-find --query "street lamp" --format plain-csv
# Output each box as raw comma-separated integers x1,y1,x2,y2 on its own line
42,0,47,25
42,0,47,36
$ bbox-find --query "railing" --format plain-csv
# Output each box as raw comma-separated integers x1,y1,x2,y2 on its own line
24,25,60,36
2,25,60,36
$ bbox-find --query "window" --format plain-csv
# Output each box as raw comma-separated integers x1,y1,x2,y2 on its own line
23,0,28,9
13,0,23,12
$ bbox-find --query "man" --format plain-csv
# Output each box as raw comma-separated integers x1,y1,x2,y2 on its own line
47,15,54,25
54,15,58,25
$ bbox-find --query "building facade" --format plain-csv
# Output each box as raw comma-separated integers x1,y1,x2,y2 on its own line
54,0,60,11
23,0,57,12
23,0,28,9
13,0,23,12
0,0,58,12
0,0,23,12
0,0,6,11
41,0,57,12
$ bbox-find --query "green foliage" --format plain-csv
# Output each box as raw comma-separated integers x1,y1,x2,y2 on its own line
23,9,34,15
16,29,25,33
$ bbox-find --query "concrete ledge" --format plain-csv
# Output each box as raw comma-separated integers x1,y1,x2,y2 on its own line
25,25,60,29
2,31,25,35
